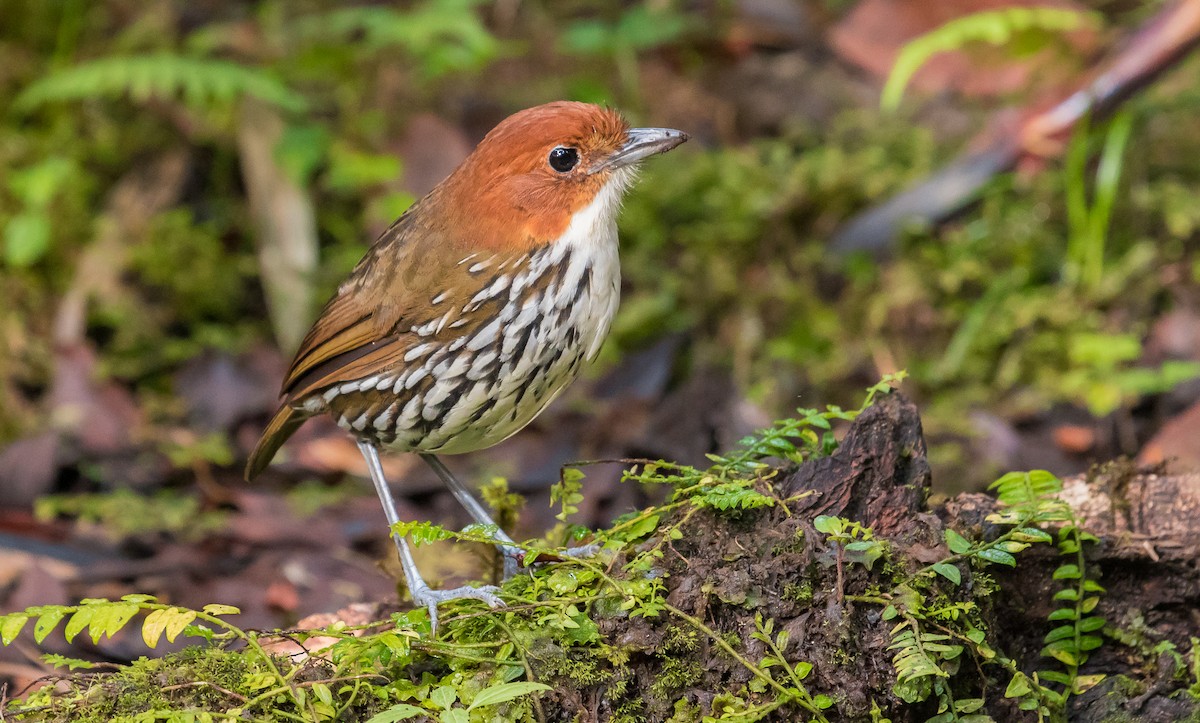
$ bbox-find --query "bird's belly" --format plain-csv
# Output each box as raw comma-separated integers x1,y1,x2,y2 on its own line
335,237,621,455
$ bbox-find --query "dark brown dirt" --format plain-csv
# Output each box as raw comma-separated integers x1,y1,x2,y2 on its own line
540,393,1200,721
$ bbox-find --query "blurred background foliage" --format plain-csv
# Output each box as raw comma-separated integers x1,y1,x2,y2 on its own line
2,0,1200,498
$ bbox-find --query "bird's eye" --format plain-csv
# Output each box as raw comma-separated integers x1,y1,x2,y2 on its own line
548,146,579,173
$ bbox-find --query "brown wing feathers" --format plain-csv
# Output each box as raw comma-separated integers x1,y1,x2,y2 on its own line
244,404,306,480
244,218,418,480
244,201,528,480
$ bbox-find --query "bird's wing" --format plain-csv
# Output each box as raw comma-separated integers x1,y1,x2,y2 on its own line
279,209,515,403
282,294,392,393
279,212,428,397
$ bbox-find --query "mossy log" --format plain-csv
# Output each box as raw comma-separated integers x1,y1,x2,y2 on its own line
6,393,1200,722
542,393,1200,721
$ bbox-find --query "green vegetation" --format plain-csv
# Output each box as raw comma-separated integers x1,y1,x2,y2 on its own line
1,380,894,722
3,379,1171,722
880,6,1100,111
617,102,1200,483
1,1,1197,490
2,3,1199,717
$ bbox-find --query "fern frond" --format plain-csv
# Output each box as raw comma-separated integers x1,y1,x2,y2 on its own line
16,54,306,113
291,3,498,77
882,7,1101,111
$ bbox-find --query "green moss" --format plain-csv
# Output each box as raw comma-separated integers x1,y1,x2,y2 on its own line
29,647,274,722
783,580,815,606
536,647,614,688
666,697,703,722
638,624,704,702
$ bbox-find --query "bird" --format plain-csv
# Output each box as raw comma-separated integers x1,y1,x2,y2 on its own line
244,101,687,633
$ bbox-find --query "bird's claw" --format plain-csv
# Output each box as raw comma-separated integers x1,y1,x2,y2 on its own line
556,542,602,559
500,542,603,580
411,584,504,637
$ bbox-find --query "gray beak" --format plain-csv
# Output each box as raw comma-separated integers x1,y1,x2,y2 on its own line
593,127,688,172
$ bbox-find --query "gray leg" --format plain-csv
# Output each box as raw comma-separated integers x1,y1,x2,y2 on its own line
357,441,502,635
419,453,600,579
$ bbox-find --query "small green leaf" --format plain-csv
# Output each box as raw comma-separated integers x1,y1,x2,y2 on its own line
164,608,198,642
120,594,156,603
1053,564,1081,580
64,607,94,643
1053,588,1079,602
1080,596,1100,613
1005,672,1032,697
843,541,876,552
430,685,457,710
41,653,98,670
621,514,660,542
142,609,168,648
466,682,551,711
944,528,972,553
978,548,1016,567
1073,673,1106,695
1044,625,1075,644
1,614,30,645
813,516,841,535
202,604,240,616
1047,608,1078,621
1012,527,1053,543
1038,670,1072,686
33,608,66,643
996,540,1029,554
1078,616,1106,632
1041,641,1081,666
4,213,51,267
932,563,961,585
100,602,139,640
439,711,468,723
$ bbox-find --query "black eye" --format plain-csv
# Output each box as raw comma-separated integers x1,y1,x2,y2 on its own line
548,146,579,173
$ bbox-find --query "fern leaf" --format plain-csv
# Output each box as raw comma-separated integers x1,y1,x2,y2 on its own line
16,54,306,113
882,7,1101,111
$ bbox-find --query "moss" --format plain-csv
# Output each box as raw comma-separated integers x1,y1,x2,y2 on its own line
651,656,703,699
32,647,268,722
784,580,815,606
666,697,703,721
534,644,615,689
1107,674,1146,699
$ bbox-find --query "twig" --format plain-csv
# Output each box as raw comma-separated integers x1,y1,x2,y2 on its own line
161,681,248,703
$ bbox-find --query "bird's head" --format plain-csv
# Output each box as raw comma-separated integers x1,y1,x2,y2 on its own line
434,101,688,251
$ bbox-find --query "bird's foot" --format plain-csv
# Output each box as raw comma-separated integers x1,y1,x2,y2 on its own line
411,583,504,637
556,542,603,559
500,541,603,580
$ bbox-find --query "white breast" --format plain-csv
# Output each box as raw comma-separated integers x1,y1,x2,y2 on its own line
375,172,630,455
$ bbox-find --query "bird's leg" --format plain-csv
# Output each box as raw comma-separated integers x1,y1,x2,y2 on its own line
419,453,521,575
357,441,502,636
419,453,600,579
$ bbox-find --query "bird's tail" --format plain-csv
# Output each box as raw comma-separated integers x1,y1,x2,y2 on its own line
244,404,308,481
